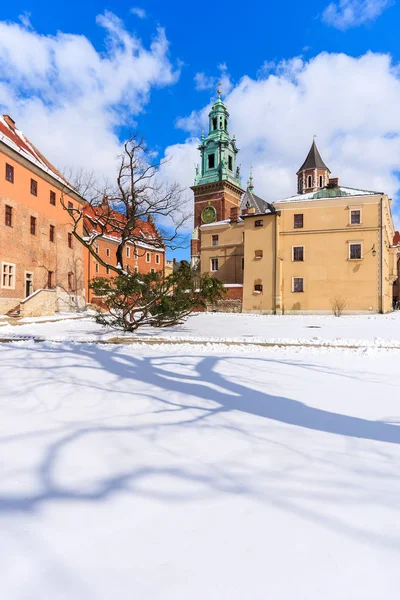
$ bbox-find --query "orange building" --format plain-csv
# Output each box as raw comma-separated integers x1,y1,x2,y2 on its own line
0,115,86,317
83,201,165,304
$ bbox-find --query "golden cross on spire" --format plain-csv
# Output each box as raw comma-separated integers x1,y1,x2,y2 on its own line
217,81,222,96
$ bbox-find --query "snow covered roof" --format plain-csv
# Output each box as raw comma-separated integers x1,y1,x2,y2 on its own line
274,186,383,205
201,218,243,228
0,115,77,195
240,188,273,214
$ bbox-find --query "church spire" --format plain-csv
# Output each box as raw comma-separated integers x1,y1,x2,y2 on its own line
193,89,241,188
297,139,330,194
248,166,254,193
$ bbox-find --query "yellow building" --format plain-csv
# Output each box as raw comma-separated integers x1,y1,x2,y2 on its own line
192,108,398,314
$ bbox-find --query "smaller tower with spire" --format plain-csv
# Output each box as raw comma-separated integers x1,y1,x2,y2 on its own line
297,139,330,194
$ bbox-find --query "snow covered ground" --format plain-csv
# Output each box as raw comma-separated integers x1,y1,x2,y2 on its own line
1,310,400,346
0,315,400,598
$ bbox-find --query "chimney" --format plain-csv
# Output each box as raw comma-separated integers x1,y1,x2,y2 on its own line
148,214,154,226
230,206,239,222
3,115,16,130
328,177,339,188
101,195,108,207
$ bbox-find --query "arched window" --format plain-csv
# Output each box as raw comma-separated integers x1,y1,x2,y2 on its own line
224,119,227,130
212,118,217,130
319,175,323,187
307,175,312,188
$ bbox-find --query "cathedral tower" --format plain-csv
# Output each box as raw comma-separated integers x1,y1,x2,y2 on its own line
297,139,330,195
191,88,244,266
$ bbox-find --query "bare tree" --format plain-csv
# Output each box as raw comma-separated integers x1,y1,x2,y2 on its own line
61,135,190,274
330,295,347,317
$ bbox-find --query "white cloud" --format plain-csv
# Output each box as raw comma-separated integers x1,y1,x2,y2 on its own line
168,52,400,228
130,7,147,19
194,63,232,94
0,11,178,180
322,0,392,31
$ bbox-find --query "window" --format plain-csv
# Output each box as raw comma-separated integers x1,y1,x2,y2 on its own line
349,243,362,260
68,201,73,210
50,191,56,206
156,254,160,264
146,252,151,263
150,268,155,274
212,117,217,130
307,175,312,188
30,179,38,196
134,247,138,259
47,271,54,289
134,266,139,274
68,233,73,248
294,214,303,229
2,263,15,289
228,156,233,171
241,257,244,270
212,235,219,246
68,272,74,291
95,262,99,273
210,258,219,272
208,153,215,169
293,278,304,293
95,246,99,254
30,216,37,235
254,284,263,293
49,225,55,242
106,248,110,257
126,247,130,258
350,210,361,225
319,175,323,187
242,232,245,242
293,246,304,261
5,205,12,227
106,267,110,275
5,163,14,183
254,250,263,259
254,219,264,227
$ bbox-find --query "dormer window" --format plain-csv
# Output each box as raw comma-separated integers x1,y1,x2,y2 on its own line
208,153,215,169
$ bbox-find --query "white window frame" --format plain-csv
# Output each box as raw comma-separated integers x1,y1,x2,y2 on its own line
307,175,312,188
146,252,151,263
292,277,304,293
210,257,219,272
1,262,16,289
150,268,155,274
348,242,363,260
292,245,305,262
349,207,362,226
134,247,139,259
155,254,160,264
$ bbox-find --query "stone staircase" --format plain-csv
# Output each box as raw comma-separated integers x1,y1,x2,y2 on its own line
6,304,21,318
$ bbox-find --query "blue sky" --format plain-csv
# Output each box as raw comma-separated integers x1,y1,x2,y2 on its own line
1,1,400,259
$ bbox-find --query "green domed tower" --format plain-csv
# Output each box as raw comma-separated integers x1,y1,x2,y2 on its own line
194,89,241,187
191,87,244,268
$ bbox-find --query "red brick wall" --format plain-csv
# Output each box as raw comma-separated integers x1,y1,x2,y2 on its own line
0,147,85,313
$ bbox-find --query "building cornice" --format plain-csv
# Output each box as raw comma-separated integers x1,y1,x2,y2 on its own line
191,180,244,197
0,139,84,204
